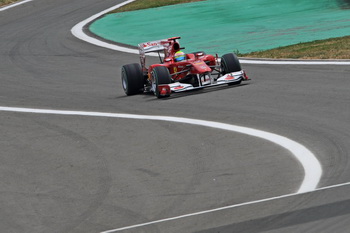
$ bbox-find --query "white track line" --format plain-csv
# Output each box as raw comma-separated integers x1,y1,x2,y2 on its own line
101,181,350,233
71,0,139,55
240,59,350,65
0,106,322,231
0,0,33,11
71,0,350,65
0,0,338,231
0,106,322,193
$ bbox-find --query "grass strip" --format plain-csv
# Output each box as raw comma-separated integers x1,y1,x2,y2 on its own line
0,0,17,7
240,36,350,59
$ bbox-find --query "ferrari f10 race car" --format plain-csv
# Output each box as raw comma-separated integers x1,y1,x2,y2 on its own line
121,37,249,98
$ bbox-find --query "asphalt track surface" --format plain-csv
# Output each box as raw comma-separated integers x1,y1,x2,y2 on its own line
1,0,350,233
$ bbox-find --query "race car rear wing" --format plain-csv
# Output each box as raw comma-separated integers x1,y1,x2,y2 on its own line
138,37,181,72
138,39,167,54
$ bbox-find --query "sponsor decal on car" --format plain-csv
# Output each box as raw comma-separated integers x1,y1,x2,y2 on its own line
139,39,166,53
143,42,159,48
174,85,185,90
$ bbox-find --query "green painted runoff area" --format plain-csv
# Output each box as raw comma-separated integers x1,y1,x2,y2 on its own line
90,0,350,55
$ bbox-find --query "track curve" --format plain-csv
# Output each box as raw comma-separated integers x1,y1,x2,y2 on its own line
1,1,350,233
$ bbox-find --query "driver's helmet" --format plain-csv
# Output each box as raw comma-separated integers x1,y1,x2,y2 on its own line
174,51,186,62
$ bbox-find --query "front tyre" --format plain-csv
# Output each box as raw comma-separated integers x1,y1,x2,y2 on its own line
221,53,242,74
121,63,144,95
152,66,172,98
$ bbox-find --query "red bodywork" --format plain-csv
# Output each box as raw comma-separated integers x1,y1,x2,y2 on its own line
134,37,248,97
140,37,216,82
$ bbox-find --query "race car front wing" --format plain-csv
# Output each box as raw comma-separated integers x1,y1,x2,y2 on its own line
168,70,248,93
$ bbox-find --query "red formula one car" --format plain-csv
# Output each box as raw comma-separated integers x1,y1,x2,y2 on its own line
121,37,249,98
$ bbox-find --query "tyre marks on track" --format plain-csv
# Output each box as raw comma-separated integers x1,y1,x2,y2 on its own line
0,106,322,193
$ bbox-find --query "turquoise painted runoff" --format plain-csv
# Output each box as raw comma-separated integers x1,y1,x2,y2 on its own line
90,0,350,54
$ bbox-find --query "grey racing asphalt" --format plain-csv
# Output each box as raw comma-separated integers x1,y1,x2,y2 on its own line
1,0,350,232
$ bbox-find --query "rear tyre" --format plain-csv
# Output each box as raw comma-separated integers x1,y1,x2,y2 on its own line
221,53,242,74
121,63,144,95
152,66,171,98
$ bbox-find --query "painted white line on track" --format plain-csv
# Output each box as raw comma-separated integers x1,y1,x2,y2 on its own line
0,0,340,230
240,59,350,65
71,0,139,55
0,106,323,231
0,106,322,192
101,181,350,233
0,0,33,11
71,0,350,65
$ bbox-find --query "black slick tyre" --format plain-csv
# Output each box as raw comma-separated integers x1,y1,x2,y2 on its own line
121,63,144,96
221,53,242,74
152,66,171,98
